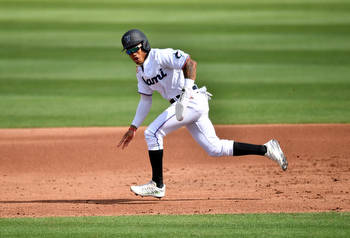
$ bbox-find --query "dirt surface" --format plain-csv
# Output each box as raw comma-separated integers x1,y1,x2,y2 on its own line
0,124,349,218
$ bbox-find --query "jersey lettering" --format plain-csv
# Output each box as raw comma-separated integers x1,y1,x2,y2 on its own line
142,68,167,86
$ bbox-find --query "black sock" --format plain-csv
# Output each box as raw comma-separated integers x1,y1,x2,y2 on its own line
149,150,163,188
233,142,267,156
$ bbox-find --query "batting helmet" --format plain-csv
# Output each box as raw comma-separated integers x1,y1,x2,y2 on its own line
121,29,151,53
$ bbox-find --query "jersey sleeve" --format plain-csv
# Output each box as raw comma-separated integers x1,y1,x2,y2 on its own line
156,48,189,70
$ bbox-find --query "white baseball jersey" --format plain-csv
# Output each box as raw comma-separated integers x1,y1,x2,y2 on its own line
132,47,234,156
136,48,189,100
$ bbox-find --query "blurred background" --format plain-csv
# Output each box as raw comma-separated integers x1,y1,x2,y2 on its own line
0,0,349,128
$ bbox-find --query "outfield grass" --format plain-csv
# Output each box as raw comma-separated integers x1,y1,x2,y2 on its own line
1,1,349,236
0,212,349,238
0,0,349,128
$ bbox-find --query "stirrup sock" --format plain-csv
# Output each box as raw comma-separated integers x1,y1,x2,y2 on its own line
149,149,163,188
233,142,267,156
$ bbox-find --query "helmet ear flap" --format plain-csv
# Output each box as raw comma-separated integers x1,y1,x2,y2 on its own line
142,40,151,53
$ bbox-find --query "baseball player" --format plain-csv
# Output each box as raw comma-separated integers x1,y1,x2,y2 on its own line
118,29,288,199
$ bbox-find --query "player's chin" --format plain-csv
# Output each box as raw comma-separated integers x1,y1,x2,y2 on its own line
134,59,143,65
129,56,139,64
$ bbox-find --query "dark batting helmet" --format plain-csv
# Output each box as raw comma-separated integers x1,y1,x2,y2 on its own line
121,29,151,53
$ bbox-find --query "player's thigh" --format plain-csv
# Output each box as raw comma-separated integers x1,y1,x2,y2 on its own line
186,113,220,148
147,105,200,136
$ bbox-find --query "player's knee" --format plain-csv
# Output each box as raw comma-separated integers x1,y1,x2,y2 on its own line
144,128,163,150
202,139,223,157
144,128,156,141
206,147,222,157
144,128,152,138
205,139,233,157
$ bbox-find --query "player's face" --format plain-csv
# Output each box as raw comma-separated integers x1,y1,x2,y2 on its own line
126,44,147,65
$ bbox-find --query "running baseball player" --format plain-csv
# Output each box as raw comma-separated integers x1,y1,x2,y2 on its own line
118,29,288,199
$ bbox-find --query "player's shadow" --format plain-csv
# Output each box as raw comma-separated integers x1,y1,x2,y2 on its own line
0,197,261,205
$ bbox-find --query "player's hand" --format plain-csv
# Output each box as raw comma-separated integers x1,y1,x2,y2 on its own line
117,126,137,149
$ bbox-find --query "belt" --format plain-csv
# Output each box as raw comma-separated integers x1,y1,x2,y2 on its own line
169,95,180,104
169,85,198,104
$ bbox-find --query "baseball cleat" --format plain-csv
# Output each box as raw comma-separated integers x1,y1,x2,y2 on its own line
130,180,166,198
264,139,288,171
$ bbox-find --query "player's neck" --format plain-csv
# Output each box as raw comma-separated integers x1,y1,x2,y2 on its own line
140,52,149,71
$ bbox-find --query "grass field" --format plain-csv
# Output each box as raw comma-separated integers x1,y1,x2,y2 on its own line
1,213,349,238
1,0,350,237
1,0,350,127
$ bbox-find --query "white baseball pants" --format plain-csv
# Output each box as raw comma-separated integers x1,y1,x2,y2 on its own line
144,88,234,157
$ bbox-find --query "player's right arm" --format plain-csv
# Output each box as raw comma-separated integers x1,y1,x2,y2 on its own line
118,94,152,149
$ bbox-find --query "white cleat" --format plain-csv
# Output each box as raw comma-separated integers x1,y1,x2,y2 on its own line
264,139,288,171
130,180,166,198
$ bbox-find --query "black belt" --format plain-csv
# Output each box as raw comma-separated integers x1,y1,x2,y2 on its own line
169,85,198,104
169,95,180,104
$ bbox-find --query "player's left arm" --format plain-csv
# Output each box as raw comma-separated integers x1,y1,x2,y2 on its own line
182,57,197,81
117,94,152,149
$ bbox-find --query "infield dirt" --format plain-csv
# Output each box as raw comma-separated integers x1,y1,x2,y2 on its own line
0,124,349,217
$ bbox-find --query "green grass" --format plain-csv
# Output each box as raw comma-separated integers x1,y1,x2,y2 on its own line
0,212,349,238
0,0,350,128
0,3,349,236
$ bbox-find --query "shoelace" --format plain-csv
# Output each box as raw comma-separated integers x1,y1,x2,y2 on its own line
139,182,159,193
143,186,160,194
